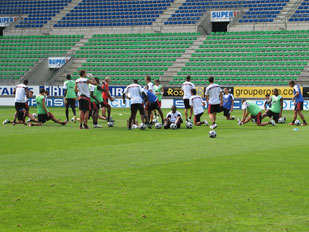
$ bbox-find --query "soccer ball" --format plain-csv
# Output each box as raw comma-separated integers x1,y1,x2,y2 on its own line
32,113,38,118
132,124,138,129
140,123,146,130
186,122,193,129
170,123,177,129
209,130,217,138
152,119,158,124
155,123,162,129
295,120,301,126
278,117,286,124
107,121,114,127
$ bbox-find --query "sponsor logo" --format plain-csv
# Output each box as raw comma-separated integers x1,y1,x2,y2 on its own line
48,57,71,69
211,11,239,22
234,87,297,98
0,17,16,26
0,86,38,96
253,100,309,110
164,86,205,97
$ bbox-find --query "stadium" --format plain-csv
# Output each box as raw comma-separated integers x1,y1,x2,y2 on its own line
1,0,309,230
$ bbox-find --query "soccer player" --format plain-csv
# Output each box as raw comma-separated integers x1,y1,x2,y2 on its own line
123,80,148,130
13,80,29,125
222,88,235,120
153,79,163,120
145,75,154,92
262,88,283,123
101,77,114,121
29,88,66,126
189,89,208,126
89,78,102,128
264,94,272,112
238,100,276,127
182,75,195,122
143,87,164,128
205,77,223,129
75,70,97,129
164,105,183,129
63,74,77,123
288,81,307,126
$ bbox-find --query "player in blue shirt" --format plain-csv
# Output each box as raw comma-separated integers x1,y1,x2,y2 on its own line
289,81,307,126
143,88,164,128
222,88,235,120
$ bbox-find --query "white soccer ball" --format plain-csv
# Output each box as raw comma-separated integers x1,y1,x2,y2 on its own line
295,120,301,126
170,123,177,130
152,119,158,124
278,117,286,124
155,123,162,129
107,121,114,127
32,113,38,118
186,122,193,129
132,124,138,129
140,123,146,130
209,130,217,138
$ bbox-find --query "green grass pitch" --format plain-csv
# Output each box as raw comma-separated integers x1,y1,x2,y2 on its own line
0,106,309,231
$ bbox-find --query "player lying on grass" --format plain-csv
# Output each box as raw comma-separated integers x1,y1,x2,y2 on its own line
29,88,67,126
288,81,307,126
222,88,235,120
189,89,208,126
164,105,183,129
238,99,276,127
262,88,284,123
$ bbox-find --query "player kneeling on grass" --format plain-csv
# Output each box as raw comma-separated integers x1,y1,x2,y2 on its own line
222,88,235,120
189,89,208,126
262,88,284,123
238,100,276,127
164,105,183,129
29,88,67,126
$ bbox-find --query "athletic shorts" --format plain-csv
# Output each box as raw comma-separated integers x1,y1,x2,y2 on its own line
78,96,91,111
208,104,221,114
25,102,29,112
15,102,26,112
223,107,231,117
131,103,145,116
194,112,203,123
253,112,262,125
17,110,26,121
266,110,280,122
38,113,53,123
149,100,161,111
184,99,190,109
295,102,303,111
158,101,162,107
66,98,76,108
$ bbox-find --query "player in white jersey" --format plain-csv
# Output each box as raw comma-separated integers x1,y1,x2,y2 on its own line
205,77,223,129
189,89,208,126
145,75,154,92
75,70,97,129
123,80,148,130
12,80,29,124
164,105,183,129
182,75,195,122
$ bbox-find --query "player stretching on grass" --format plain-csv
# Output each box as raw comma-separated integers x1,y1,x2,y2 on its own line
189,89,208,126
262,88,284,123
63,74,77,123
123,80,148,130
29,88,67,126
238,100,276,127
288,81,307,126
164,105,183,129
75,70,97,129
182,75,195,122
205,77,223,129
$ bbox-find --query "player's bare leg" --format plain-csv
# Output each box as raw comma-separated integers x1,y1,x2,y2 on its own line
101,107,107,120
157,108,165,124
83,111,90,129
184,108,188,121
79,111,84,129
49,113,67,125
26,113,38,122
297,111,306,122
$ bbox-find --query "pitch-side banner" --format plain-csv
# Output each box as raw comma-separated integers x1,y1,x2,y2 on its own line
0,85,39,96
0,17,17,26
211,11,239,22
234,87,298,99
251,100,309,110
163,87,234,97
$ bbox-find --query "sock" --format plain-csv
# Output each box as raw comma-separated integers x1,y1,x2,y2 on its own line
292,120,295,123
65,107,69,120
212,122,215,125
80,123,82,127
303,120,306,123
72,108,76,117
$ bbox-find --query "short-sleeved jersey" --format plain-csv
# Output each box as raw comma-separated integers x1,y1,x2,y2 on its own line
223,93,234,110
189,95,204,115
166,111,182,123
76,77,90,98
293,84,304,103
154,84,163,101
36,95,48,114
181,81,195,99
15,84,27,103
144,89,158,103
147,82,154,92
205,83,221,105
243,101,261,116
90,84,103,103
63,80,76,99
102,82,109,100
124,83,143,104
270,95,282,113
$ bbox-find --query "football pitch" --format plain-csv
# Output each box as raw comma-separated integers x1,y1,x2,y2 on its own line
0,106,309,231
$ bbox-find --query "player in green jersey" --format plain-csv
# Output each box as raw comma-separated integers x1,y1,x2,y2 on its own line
29,88,67,126
262,88,284,123
63,74,77,123
238,100,276,126
153,79,163,120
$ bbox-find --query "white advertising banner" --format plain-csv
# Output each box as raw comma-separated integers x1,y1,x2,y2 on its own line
48,57,71,69
211,11,239,22
0,86,39,96
0,17,17,26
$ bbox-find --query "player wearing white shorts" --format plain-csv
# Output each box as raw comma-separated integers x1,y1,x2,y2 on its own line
164,105,183,129
182,75,195,122
205,77,223,129
189,89,208,126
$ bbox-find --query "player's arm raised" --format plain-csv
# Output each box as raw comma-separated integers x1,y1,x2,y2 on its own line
87,74,97,85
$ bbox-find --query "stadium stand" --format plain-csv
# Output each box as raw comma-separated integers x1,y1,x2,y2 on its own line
55,0,174,27
0,35,83,80
0,0,72,28
170,30,309,86
289,0,309,22
165,0,289,25
72,32,200,85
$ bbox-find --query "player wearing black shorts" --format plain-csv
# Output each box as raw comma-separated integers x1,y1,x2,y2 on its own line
181,75,195,122
63,74,77,123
